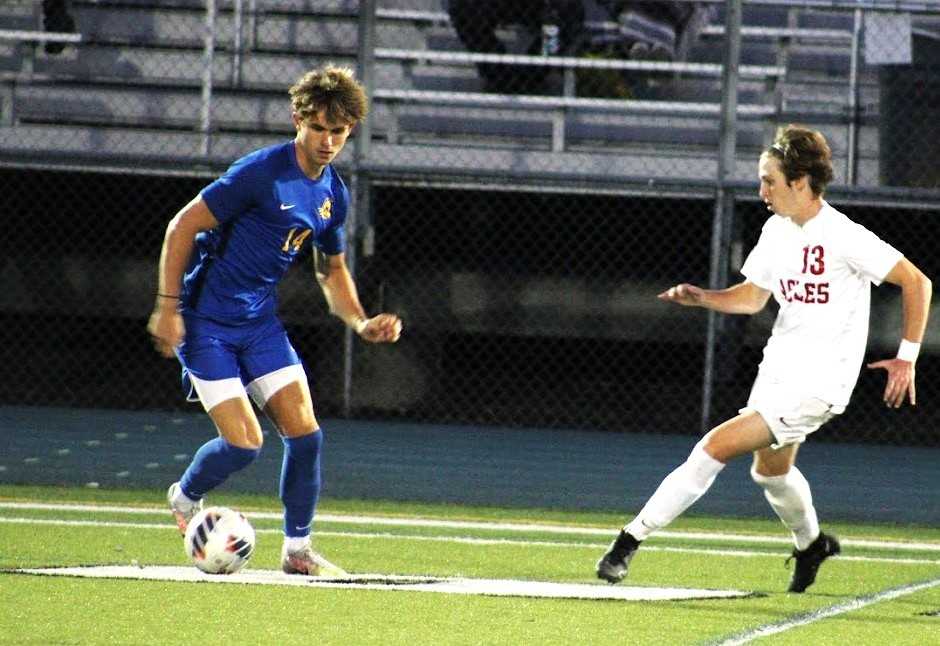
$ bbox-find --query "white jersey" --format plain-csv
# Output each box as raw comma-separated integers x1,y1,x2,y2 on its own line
740,200,902,406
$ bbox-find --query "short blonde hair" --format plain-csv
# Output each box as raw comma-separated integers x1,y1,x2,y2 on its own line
289,64,368,125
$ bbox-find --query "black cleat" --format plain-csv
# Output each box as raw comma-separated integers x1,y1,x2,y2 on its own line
596,530,641,584
786,532,841,593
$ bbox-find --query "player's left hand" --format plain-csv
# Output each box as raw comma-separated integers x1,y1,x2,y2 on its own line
358,313,402,343
866,358,916,408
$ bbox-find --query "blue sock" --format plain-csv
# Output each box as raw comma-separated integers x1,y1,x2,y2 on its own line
280,430,323,538
179,437,260,500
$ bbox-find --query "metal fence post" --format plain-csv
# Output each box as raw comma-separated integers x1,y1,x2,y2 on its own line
231,0,244,88
702,0,742,434
200,0,216,158
340,0,378,417
846,8,863,186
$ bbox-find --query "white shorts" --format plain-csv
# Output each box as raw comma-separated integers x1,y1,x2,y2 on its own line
189,364,307,413
741,380,844,449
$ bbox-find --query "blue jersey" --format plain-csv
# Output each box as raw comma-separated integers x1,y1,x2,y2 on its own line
181,141,349,324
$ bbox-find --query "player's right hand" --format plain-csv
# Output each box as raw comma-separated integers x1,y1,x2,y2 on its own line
657,283,705,307
358,313,402,344
147,306,185,358
866,357,916,408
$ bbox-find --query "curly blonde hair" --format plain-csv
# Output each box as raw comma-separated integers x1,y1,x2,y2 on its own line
289,64,368,125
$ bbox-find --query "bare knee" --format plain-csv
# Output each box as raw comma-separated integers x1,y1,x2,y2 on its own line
752,445,798,478
262,380,319,438
278,416,319,439
700,412,776,464
698,435,727,463
270,401,318,438
218,418,264,450
698,430,743,464
750,464,786,487
208,398,264,449
269,400,318,438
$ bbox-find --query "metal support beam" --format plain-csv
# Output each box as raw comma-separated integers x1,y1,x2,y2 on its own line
702,0,742,434
846,8,863,186
340,0,378,417
200,0,216,158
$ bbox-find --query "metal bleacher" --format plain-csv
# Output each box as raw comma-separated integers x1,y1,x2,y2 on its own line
361,2,886,186
368,3,775,181
0,0,864,182
0,0,360,166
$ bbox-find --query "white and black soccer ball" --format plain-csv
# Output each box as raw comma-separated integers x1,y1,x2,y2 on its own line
184,506,255,575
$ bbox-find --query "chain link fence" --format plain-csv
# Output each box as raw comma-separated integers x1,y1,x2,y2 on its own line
1,0,938,447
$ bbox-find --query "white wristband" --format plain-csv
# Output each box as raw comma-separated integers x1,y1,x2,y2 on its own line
897,339,921,362
353,318,368,335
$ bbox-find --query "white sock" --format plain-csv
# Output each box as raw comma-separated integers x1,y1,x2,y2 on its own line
284,535,311,552
625,442,725,541
171,487,198,511
751,466,819,551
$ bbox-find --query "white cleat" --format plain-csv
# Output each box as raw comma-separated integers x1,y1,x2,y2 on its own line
166,482,203,536
281,543,348,577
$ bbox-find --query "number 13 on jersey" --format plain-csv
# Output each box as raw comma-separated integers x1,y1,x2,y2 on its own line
781,245,829,303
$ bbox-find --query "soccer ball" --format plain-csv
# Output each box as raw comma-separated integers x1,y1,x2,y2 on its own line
184,506,255,574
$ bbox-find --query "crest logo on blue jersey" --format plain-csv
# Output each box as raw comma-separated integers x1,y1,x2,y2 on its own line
318,198,332,220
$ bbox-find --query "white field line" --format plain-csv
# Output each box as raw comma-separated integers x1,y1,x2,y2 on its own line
1,516,939,566
13,566,754,602
711,576,940,645
1,501,938,553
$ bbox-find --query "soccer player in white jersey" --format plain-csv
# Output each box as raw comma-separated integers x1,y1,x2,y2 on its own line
596,125,932,592
147,65,402,577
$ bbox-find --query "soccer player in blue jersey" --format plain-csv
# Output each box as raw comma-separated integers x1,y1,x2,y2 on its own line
147,64,401,576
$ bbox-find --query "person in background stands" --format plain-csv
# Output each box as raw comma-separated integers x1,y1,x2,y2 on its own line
448,1,710,97
41,0,76,55
605,1,710,62
448,0,585,94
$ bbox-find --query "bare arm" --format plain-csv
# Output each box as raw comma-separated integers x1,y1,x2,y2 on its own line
315,250,401,343
866,257,932,407
146,197,219,357
884,257,932,347
658,280,772,315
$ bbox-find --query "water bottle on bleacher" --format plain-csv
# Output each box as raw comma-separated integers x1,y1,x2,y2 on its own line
541,4,560,56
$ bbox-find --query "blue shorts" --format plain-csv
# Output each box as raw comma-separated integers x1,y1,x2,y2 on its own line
178,315,302,408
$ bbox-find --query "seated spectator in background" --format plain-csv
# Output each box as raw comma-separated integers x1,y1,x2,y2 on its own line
42,0,76,55
448,0,585,94
576,1,709,97
448,1,709,96
607,1,709,62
